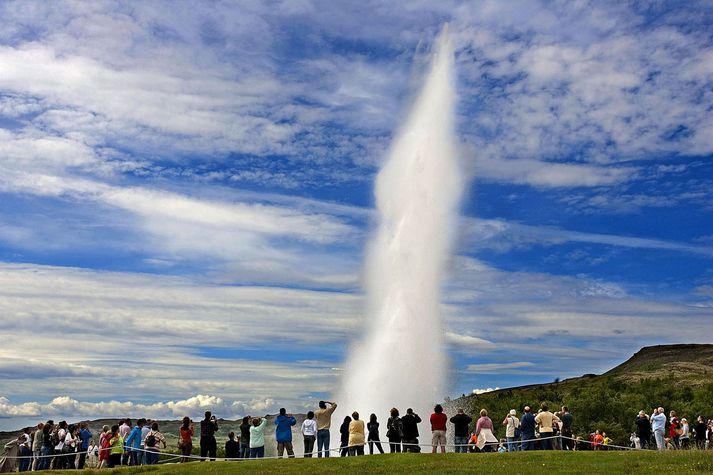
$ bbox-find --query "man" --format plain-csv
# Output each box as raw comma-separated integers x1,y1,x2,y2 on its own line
450,409,472,453
502,409,520,452
200,411,219,461
118,419,131,465
430,404,447,454
17,427,32,472
275,408,297,458
560,406,573,450
651,407,667,450
534,403,560,450
401,408,422,453
77,422,93,469
314,400,337,457
31,423,44,471
520,406,536,451
635,411,652,449
139,419,152,465
124,419,145,466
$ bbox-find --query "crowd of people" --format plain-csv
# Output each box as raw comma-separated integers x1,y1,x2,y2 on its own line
1,401,712,471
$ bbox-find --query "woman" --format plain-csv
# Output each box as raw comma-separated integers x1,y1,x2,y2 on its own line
474,409,498,453
98,425,110,469
367,413,385,455
301,411,317,458
178,417,193,463
63,425,78,469
249,417,267,459
693,416,707,449
339,416,352,457
239,416,251,459
680,418,690,449
145,422,167,465
0,437,21,473
386,408,402,453
348,412,366,456
107,425,123,468
669,411,681,449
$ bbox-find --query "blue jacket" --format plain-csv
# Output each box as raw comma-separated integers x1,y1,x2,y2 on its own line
520,413,536,434
275,415,296,443
79,428,92,449
125,426,143,449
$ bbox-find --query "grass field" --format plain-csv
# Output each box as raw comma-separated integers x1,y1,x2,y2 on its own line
61,451,713,474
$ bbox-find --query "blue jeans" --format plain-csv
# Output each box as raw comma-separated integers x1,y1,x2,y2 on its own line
507,437,519,452
239,443,249,459
454,436,468,453
146,449,160,465
18,446,32,472
249,446,264,458
521,432,535,451
317,429,330,457
38,447,53,470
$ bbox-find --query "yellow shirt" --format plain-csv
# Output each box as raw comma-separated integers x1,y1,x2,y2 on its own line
315,404,337,430
348,420,365,446
534,411,560,433
109,436,124,455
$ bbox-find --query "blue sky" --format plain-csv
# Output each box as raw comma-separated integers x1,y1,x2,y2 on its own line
0,0,712,426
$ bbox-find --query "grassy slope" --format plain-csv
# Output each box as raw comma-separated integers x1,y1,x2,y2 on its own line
447,344,713,445
59,452,713,475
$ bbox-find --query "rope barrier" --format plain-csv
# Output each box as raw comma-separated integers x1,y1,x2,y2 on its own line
1,434,656,462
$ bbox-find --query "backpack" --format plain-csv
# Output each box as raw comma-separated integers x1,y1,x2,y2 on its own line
145,434,156,448
50,431,61,447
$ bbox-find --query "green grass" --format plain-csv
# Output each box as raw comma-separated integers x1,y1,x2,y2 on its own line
61,451,713,475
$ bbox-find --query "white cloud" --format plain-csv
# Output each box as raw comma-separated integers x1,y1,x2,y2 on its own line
466,362,534,373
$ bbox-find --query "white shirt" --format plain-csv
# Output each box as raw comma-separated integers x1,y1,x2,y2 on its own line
301,419,317,436
55,428,66,450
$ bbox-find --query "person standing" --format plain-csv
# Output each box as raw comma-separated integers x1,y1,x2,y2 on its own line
680,418,690,449
430,404,448,454
315,400,337,457
97,425,110,469
451,409,472,454
560,407,573,450
249,417,267,459
15,427,31,473
635,411,652,449
144,422,166,465
239,416,251,459
77,422,92,469
348,412,366,456
31,423,44,471
534,403,560,450
200,411,219,461
275,408,297,458
401,408,422,453
178,417,194,463
502,409,520,452
475,409,498,452
124,419,144,466
107,425,124,468
651,407,667,450
520,406,536,451
367,414,385,455
386,408,403,453
0,436,21,473
118,419,131,466
669,411,681,449
339,416,351,457
225,432,240,460
139,419,152,465
301,412,317,457
693,416,707,449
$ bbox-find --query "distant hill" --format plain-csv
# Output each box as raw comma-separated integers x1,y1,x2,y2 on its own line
445,344,713,445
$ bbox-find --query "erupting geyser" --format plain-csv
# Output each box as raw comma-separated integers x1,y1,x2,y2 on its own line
337,25,463,422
